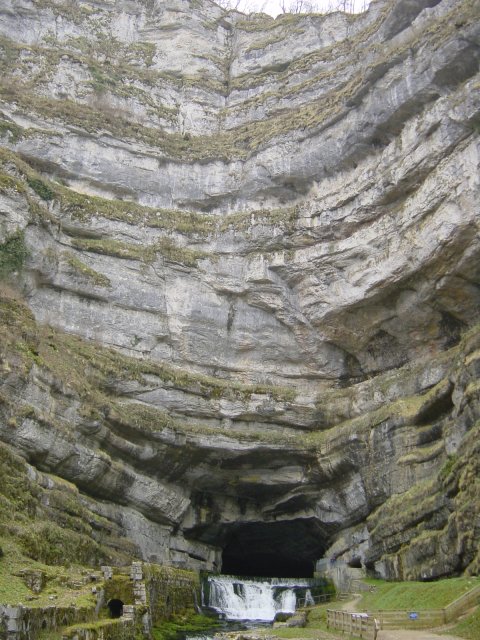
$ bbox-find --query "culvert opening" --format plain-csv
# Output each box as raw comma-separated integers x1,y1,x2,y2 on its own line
107,599,124,618
220,520,326,578
348,557,362,569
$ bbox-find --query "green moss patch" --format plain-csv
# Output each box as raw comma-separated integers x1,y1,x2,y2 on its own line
63,252,111,287
0,438,134,576
0,231,28,278
27,177,55,201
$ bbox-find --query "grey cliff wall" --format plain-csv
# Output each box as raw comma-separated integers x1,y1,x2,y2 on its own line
0,0,479,580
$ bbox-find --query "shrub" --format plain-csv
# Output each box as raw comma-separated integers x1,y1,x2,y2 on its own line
0,231,28,277
27,177,55,201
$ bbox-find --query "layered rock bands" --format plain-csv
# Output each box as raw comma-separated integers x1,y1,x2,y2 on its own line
0,0,479,580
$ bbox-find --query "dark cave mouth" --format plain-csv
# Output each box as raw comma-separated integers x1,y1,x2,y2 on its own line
107,599,124,618
220,520,327,579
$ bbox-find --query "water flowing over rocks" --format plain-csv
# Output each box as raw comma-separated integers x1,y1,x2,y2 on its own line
0,0,479,582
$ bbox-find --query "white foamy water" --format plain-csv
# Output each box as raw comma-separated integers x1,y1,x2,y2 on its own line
205,575,315,622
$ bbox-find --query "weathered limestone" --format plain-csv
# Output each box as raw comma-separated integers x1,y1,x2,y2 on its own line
0,0,479,582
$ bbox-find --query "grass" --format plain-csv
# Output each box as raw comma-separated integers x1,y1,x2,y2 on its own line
259,602,338,639
260,580,480,640
448,606,480,639
0,117,24,143
152,611,221,640
71,235,209,269
0,540,34,604
0,436,135,581
27,177,55,201
64,253,111,287
0,536,98,609
0,0,476,160
0,147,299,241
358,577,480,611
0,290,298,458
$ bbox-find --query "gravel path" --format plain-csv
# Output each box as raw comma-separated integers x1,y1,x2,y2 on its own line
378,630,463,640
337,596,465,640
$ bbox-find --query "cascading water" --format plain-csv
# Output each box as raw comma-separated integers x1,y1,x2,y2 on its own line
203,575,321,622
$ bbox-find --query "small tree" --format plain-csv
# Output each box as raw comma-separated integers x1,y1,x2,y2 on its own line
280,0,318,13
215,0,268,12
216,0,370,14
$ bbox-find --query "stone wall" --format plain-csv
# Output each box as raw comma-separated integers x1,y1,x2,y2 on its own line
0,605,92,640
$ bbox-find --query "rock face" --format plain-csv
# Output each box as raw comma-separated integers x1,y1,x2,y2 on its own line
0,0,479,581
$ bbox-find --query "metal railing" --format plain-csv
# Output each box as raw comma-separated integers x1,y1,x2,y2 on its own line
297,593,334,607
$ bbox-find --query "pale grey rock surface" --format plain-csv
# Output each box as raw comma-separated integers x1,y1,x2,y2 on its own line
0,0,479,579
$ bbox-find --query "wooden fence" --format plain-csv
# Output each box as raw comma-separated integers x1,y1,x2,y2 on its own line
367,583,480,629
327,583,480,636
365,608,445,629
327,610,378,640
444,584,480,622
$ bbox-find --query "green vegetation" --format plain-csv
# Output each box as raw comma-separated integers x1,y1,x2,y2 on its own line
34,0,94,25
58,180,297,235
440,453,459,481
307,378,453,450
156,237,208,266
70,237,207,267
152,611,220,640
64,252,111,287
0,291,297,459
0,0,476,162
448,606,480,639
258,580,480,640
0,231,28,277
71,237,150,262
0,435,135,574
0,117,24,143
358,577,480,611
27,177,55,201
0,147,299,241
0,171,25,194
63,619,137,640
257,601,335,639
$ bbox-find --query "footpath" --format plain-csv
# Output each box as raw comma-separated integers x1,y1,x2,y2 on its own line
338,593,466,640
378,631,462,640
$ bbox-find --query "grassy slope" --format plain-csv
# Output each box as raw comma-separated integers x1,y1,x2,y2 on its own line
449,607,480,640
359,577,480,610
0,442,103,609
0,537,98,609
256,579,480,640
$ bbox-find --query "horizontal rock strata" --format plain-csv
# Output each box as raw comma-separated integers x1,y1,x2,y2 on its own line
0,0,479,580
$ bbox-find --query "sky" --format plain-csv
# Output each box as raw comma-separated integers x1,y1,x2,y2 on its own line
237,0,371,17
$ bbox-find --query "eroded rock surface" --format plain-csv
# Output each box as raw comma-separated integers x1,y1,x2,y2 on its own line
0,0,478,580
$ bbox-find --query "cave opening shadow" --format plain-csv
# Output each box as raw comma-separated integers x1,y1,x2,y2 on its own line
107,599,124,618
221,520,326,579
222,550,313,578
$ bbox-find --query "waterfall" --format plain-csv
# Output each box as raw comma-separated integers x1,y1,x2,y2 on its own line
204,575,316,622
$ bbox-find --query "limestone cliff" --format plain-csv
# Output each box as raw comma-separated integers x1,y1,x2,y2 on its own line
0,0,479,581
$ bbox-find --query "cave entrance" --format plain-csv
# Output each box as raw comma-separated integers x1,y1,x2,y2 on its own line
107,599,124,618
221,520,326,578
